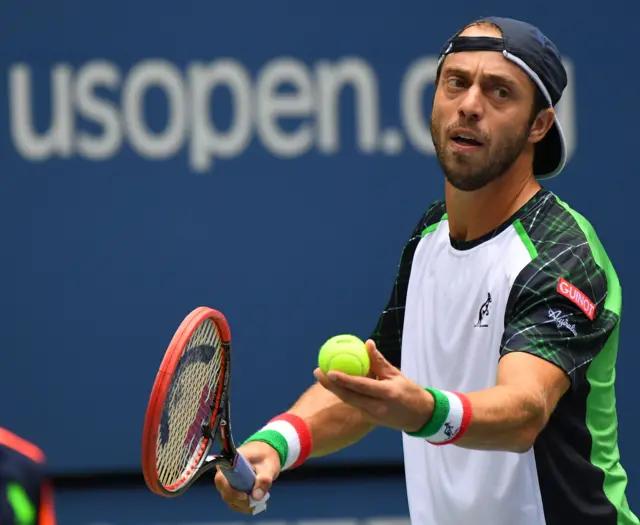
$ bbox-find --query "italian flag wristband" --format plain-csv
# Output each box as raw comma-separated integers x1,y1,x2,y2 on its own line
406,387,472,445
242,413,312,470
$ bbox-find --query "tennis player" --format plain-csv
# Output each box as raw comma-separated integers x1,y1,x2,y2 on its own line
0,427,56,525
215,16,638,525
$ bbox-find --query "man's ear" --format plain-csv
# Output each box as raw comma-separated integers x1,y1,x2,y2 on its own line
529,108,556,144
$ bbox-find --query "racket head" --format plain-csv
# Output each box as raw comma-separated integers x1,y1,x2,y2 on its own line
141,306,232,497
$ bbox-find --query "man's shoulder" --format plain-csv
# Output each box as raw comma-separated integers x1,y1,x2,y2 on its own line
520,191,613,269
513,190,620,317
414,199,447,238
520,191,589,248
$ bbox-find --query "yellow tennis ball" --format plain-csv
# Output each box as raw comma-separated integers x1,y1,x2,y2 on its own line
318,334,370,376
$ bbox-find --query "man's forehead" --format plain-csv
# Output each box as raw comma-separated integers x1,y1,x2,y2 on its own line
442,50,511,75
457,23,503,38
441,47,530,87
441,22,529,83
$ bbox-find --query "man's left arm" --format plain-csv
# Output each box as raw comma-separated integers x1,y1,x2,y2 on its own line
451,352,571,453
451,249,617,453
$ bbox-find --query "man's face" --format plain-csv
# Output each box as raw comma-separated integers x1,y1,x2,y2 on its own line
431,24,538,191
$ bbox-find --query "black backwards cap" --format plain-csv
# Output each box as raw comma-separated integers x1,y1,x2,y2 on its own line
437,17,568,179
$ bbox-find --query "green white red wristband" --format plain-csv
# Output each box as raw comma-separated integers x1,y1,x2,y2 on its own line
242,413,312,470
406,387,472,445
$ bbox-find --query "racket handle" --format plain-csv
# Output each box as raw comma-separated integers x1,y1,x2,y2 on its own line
222,452,257,493
222,453,269,514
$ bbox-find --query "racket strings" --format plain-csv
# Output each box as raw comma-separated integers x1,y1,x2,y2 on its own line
156,319,225,488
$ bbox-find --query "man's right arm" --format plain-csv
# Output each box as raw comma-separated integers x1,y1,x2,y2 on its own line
215,385,375,514
286,381,376,458
215,201,444,512
270,201,447,459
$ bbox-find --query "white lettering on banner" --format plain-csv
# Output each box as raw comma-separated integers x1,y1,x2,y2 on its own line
188,60,253,171
316,58,380,155
556,58,576,160
400,57,438,155
123,59,187,159
75,61,122,160
7,57,577,173
10,63,74,160
257,58,314,158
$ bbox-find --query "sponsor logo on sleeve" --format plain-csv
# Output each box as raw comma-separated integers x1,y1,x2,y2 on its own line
548,308,578,336
557,277,596,320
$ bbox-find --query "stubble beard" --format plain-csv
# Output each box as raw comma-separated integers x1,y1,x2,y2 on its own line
431,117,531,192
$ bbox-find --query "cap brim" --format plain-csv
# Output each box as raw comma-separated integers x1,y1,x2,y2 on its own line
534,116,567,179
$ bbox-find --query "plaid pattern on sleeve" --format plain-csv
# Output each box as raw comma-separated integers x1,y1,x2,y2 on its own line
500,197,620,389
369,200,446,368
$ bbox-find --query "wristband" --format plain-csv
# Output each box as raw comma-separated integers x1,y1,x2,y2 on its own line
242,413,312,470
406,387,472,445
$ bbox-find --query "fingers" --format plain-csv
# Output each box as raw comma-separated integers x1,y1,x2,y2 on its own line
245,443,280,502
314,368,365,399
251,467,275,503
314,368,388,418
213,442,280,514
366,340,398,378
214,468,253,514
314,366,391,400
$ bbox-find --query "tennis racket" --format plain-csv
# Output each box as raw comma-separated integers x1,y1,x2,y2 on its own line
141,306,268,513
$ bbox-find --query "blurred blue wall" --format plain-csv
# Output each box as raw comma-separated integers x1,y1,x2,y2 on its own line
54,479,410,525
0,0,635,520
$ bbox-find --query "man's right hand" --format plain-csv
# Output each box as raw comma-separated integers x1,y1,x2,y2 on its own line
214,441,282,514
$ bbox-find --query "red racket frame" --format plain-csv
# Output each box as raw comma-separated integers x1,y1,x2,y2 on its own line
141,306,232,497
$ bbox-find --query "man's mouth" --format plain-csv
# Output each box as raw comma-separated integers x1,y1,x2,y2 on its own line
451,134,483,147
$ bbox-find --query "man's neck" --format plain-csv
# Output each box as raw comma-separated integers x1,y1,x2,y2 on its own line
445,169,542,243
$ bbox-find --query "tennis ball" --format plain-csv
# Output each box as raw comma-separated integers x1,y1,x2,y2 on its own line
318,334,370,377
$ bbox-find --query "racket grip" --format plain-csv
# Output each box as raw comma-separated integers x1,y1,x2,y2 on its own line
222,452,257,493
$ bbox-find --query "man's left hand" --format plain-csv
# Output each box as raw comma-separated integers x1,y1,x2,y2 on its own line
313,339,433,433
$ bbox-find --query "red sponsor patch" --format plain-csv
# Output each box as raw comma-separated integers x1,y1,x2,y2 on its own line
557,277,596,320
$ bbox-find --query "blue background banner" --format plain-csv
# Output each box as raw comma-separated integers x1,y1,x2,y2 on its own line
1,0,637,520
54,479,410,525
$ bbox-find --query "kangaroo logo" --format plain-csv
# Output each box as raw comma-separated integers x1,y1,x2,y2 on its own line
474,292,492,328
